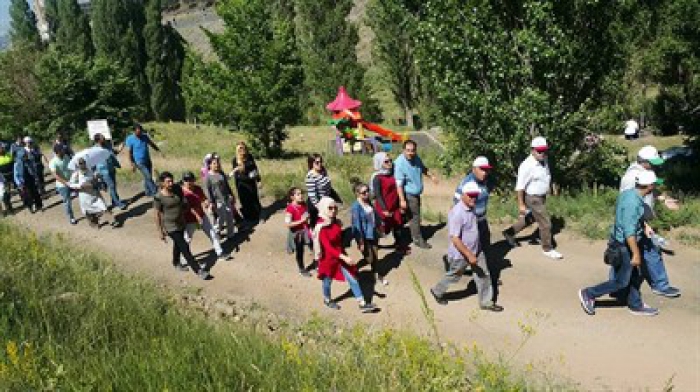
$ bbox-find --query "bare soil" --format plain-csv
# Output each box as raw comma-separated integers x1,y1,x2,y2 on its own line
10,181,699,391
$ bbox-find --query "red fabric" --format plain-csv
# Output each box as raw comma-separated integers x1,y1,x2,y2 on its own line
285,203,309,233
326,86,362,111
374,174,403,234
316,219,357,282
183,185,206,224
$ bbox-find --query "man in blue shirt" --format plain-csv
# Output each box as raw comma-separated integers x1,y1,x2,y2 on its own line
95,133,127,210
394,139,437,249
125,124,161,197
578,170,660,317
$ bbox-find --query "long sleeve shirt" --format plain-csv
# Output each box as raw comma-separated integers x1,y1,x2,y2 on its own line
305,170,331,205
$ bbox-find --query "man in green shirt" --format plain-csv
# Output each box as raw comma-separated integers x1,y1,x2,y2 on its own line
49,145,76,224
578,170,660,317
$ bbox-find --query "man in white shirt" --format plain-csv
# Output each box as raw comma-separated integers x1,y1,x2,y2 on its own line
618,145,680,298
502,137,563,259
624,119,639,140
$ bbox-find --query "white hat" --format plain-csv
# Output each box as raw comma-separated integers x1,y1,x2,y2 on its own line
460,181,481,196
637,145,664,165
636,170,659,186
531,136,548,151
23,136,32,143
472,156,493,169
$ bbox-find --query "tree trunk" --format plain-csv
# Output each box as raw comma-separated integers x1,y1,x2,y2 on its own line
405,107,414,129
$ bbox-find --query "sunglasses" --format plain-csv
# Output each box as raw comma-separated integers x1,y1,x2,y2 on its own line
328,206,338,210
314,160,323,165
359,190,369,194
383,159,392,164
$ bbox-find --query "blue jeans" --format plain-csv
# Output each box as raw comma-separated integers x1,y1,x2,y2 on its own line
322,266,363,301
586,242,643,309
136,162,157,196
55,186,75,221
639,236,670,291
101,170,124,207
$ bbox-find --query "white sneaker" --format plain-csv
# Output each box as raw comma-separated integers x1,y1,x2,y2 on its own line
543,249,563,259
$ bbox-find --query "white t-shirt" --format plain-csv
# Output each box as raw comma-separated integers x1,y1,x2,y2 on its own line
515,155,551,196
624,120,639,136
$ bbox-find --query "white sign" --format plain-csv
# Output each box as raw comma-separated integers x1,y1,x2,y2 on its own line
87,120,112,140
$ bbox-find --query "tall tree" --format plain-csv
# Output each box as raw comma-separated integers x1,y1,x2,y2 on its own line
204,0,303,157
55,0,94,59
9,0,40,48
92,0,149,116
294,0,370,123
0,47,44,138
144,0,186,121
366,0,422,128
44,0,60,41
415,0,628,187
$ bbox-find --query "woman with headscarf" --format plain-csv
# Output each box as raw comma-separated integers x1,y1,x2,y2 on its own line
371,152,404,251
230,142,262,224
201,153,212,181
69,157,114,228
313,197,376,312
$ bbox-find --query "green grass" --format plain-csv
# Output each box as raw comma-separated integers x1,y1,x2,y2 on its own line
0,222,567,390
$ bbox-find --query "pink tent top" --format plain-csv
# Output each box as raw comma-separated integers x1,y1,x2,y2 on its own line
326,86,362,111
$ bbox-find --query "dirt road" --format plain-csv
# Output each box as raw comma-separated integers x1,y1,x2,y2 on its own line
10,183,699,391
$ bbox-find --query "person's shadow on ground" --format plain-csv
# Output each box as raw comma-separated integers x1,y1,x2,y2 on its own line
422,223,447,242
113,192,150,227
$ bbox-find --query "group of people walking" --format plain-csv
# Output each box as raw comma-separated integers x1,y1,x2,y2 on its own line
1,126,682,317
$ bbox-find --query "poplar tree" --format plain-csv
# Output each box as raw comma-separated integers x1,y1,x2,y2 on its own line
294,0,370,123
9,0,40,47
55,0,94,59
145,0,186,120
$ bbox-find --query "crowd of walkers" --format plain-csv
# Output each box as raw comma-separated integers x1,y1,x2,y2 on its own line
0,127,683,317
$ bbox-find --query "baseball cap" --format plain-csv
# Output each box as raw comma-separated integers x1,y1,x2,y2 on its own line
636,170,662,186
182,171,196,182
531,136,548,152
23,136,33,143
461,181,481,197
637,145,664,165
472,156,493,169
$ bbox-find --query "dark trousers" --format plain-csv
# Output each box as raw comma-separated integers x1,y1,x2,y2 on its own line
21,176,42,211
168,230,200,273
1,174,12,211
294,236,307,271
405,194,424,243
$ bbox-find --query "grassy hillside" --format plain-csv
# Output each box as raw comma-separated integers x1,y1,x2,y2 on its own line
0,221,562,390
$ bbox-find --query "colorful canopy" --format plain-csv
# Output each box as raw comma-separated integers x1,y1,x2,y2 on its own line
326,86,362,111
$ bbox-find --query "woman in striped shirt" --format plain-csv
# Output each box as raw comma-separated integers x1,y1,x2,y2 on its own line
305,154,334,227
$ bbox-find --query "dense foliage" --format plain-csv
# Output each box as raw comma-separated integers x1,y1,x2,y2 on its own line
8,0,40,48
185,0,303,157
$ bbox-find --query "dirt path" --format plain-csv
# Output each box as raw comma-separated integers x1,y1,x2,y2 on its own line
10,183,699,391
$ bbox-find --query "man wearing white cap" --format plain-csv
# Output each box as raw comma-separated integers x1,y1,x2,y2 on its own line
502,136,563,259
579,170,661,316
624,118,639,140
430,181,503,312
618,145,680,298
450,156,494,264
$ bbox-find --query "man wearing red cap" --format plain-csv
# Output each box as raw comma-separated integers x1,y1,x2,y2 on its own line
502,137,563,259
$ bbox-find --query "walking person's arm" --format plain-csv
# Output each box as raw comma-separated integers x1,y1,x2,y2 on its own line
421,159,438,184
514,163,530,216
154,204,167,242
372,175,390,217
394,162,408,211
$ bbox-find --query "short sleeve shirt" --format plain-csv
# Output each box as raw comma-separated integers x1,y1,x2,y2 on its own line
612,189,644,243
452,172,490,218
515,155,551,196
394,154,425,196
446,202,480,259
125,134,152,165
49,156,72,188
154,191,187,232
285,203,308,233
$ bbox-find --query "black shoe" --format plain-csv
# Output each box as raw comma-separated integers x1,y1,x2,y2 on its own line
324,299,340,310
430,288,448,305
413,240,432,249
442,255,450,272
502,230,519,247
359,303,376,313
480,304,504,312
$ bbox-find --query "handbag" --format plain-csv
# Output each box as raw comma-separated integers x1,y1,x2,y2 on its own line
603,239,623,268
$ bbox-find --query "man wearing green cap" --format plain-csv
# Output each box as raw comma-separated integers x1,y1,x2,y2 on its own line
618,145,680,298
